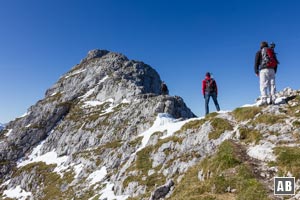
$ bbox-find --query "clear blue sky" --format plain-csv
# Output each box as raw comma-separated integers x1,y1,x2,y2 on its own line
1,0,300,123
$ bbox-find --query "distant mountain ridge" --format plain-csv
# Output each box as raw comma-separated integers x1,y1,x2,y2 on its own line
0,49,300,199
0,123,4,131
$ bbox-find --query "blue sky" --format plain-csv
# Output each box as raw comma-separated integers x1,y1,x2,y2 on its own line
1,0,300,123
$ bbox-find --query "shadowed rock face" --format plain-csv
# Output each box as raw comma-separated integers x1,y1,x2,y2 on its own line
0,49,195,182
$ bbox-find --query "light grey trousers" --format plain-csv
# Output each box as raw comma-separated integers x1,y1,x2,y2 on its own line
259,68,276,102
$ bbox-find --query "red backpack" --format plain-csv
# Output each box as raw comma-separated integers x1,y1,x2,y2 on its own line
261,47,278,68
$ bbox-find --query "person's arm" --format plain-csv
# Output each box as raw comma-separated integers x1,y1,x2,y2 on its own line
254,51,260,75
202,80,206,96
215,80,218,96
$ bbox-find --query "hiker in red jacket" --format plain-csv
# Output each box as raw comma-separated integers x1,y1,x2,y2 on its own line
202,72,220,115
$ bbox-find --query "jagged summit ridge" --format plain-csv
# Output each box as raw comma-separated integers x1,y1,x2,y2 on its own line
45,49,164,104
80,49,110,63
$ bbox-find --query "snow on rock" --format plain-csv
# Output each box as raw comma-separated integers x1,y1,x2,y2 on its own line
83,98,114,108
50,92,58,96
73,163,84,179
18,150,68,171
137,113,197,152
65,68,86,79
99,183,129,200
98,75,109,84
17,141,68,176
5,129,13,137
88,166,107,186
121,98,130,104
3,185,32,200
20,112,30,118
83,100,104,107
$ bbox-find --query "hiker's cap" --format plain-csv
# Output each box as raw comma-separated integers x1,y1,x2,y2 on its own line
206,72,211,77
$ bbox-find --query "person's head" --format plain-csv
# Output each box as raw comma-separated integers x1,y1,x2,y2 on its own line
270,42,275,49
205,72,211,78
260,41,268,49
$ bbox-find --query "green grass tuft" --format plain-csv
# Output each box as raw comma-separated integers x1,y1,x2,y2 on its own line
168,140,269,200
209,118,233,140
238,127,262,144
253,114,286,125
232,107,262,122
273,147,300,179
178,119,207,133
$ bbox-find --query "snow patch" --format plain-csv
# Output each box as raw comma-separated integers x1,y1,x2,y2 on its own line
18,150,68,168
99,183,129,200
65,68,86,79
1,179,10,187
5,129,13,137
121,98,130,104
137,113,198,152
73,163,84,179
17,141,68,177
81,88,96,99
50,92,58,96
20,112,30,118
83,100,104,107
98,75,109,84
82,98,114,108
88,166,107,185
3,185,32,200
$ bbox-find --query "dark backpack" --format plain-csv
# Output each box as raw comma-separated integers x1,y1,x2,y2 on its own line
205,79,216,93
261,47,278,68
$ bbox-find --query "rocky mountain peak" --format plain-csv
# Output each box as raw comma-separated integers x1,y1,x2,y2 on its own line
44,49,166,105
0,49,195,199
